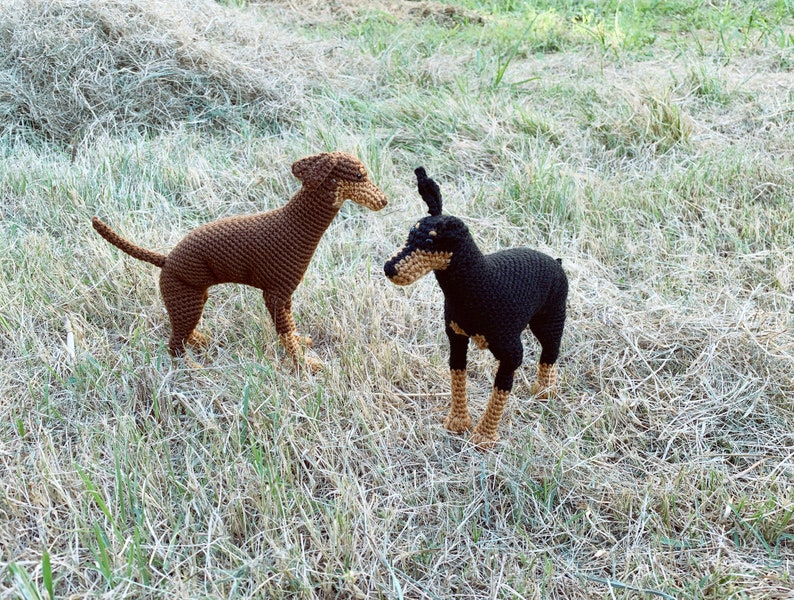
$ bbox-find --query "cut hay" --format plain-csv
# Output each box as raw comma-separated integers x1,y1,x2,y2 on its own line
0,0,331,143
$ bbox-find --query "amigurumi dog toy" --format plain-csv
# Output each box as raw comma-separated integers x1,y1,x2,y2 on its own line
92,151,387,369
384,167,567,449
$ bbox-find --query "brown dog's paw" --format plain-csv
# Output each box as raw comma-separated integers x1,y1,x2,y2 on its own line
469,430,499,451
174,353,204,370
443,414,472,434
186,331,210,349
296,334,313,349
302,355,323,373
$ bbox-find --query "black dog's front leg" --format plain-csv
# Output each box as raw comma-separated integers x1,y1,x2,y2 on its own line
444,322,471,433
470,340,523,449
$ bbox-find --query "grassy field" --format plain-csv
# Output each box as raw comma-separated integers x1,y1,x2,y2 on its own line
1,0,793,597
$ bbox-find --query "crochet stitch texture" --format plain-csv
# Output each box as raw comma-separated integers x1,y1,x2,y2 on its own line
93,151,387,368
384,167,568,449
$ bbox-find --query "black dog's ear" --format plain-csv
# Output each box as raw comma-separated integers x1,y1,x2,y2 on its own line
415,167,442,216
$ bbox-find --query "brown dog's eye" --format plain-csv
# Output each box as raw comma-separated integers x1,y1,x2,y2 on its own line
357,173,363,179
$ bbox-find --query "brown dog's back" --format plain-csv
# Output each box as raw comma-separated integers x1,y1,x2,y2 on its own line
162,210,302,295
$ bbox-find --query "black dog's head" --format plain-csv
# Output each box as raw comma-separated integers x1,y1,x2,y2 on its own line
384,168,470,286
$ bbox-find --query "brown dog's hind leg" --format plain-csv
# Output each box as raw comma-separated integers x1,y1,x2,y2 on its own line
160,273,209,357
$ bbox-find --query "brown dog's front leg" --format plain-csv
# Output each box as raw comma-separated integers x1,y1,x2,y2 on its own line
267,296,321,372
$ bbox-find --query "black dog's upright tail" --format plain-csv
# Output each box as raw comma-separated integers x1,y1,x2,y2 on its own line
92,217,167,268
415,167,443,216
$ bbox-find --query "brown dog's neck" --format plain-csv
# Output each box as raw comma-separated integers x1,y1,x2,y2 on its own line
275,186,341,258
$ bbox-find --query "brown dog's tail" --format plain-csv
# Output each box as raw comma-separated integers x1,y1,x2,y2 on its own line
91,217,167,268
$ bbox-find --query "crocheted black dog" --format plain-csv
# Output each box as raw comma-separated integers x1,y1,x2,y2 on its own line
384,168,568,449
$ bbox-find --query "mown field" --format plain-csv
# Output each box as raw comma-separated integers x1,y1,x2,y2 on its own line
1,0,793,598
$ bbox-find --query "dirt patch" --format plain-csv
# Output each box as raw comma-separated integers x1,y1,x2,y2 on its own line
398,1,484,26
253,0,484,27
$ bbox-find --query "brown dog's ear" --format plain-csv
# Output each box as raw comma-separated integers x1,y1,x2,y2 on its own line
291,152,339,189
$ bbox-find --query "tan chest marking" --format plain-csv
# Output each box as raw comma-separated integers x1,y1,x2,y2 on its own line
449,321,488,350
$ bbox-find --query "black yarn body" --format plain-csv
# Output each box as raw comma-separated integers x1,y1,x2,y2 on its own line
383,167,568,395
433,224,568,392
384,167,568,447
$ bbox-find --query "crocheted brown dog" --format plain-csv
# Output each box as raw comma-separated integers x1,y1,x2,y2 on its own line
92,151,387,369
384,168,567,449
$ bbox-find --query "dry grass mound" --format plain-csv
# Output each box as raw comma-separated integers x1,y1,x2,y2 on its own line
0,0,330,143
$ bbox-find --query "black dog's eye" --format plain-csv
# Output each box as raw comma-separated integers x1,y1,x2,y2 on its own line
425,238,433,244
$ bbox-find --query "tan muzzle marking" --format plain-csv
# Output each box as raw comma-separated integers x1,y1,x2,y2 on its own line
387,249,453,285
335,180,388,210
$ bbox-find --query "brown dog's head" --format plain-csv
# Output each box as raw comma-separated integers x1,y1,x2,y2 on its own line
292,152,388,211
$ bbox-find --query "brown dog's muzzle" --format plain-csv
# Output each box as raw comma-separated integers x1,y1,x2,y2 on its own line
384,248,452,285
336,180,388,211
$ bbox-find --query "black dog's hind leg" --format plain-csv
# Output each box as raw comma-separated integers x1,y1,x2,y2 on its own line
444,323,472,433
529,306,566,398
471,337,523,449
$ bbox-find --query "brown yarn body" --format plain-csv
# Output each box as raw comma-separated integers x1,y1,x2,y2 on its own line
93,152,387,367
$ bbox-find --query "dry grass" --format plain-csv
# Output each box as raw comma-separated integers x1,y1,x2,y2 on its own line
1,1,793,598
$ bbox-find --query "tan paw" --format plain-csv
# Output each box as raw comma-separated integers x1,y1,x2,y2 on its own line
187,331,210,349
175,353,204,370
444,414,472,434
530,381,556,400
469,429,499,451
296,335,313,348
302,355,323,373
